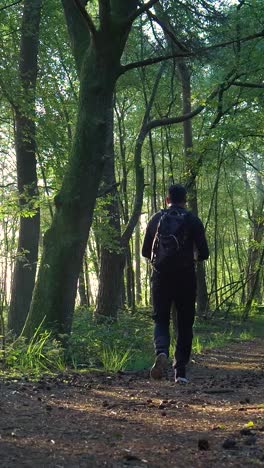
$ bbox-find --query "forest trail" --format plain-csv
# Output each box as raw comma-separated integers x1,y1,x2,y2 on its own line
0,339,264,467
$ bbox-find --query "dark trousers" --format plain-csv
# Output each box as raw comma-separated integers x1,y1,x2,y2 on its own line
151,268,196,372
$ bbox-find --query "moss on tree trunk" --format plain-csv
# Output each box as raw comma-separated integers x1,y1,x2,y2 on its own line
23,47,117,336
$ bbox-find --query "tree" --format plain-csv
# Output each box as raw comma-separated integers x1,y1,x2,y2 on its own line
23,0,159,337
8,0,42,335
95,60,165,320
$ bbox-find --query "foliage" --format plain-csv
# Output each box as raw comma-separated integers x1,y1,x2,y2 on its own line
93,195,124,253
0,322,65,376
66,308,264,372
193,311,264,352
98,347,132,372
0,308,264,376
66,309,154,371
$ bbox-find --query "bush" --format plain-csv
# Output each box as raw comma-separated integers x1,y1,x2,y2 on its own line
66,308,154,371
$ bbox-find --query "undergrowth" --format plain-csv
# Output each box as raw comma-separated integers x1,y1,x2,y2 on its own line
66,309,154,372
0,321,64,377
0,308,264,375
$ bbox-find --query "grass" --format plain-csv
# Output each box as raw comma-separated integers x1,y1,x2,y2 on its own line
0,321,65,376
66,308,154,372
66,308,264,372
191,310,264,354
98,346,132,372
1,307,264,376
192,336,203,354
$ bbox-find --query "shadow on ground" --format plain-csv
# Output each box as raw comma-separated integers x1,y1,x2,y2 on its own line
0,339,264,467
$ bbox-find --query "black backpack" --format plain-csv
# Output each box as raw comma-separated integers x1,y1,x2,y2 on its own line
151,208,188,272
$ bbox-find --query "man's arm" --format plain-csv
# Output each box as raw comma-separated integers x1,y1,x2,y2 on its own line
142,226,153,259
192,217,209,261
142,212,161,259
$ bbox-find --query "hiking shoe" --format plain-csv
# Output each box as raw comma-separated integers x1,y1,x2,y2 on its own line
175,376,189,384
150,353,168,380
174,367,188,384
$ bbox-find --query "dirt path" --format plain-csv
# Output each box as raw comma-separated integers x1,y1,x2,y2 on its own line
0,339,264,467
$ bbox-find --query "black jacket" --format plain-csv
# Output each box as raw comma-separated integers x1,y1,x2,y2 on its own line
142,205,209,269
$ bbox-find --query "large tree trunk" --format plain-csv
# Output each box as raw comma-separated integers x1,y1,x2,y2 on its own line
23,0,139,337
8,0,42,335
23,61,115,336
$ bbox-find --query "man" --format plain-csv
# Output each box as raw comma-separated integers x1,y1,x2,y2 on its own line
142,184,209,383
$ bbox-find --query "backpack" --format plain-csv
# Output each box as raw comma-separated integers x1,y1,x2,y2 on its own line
151,208,188,272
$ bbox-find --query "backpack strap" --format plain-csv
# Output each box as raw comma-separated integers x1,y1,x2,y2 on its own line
150,209,166,263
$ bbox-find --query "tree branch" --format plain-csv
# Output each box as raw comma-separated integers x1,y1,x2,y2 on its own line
121,30,264,74
210,85,224,130
147,9,190,53
0,183,16,188
121,62,165,244
121,71,232,245
0,74,18,110
232,81,264,89
0,0,22,12
121,52,190,74
144,84,220,133
97,182,120,198
0,28,20,39
128,0,159,23
61,0,92,77
74,0,97,37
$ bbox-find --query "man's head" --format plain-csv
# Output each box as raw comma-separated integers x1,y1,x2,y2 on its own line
166,184,187,207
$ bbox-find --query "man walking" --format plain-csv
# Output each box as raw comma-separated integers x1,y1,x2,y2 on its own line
142,184,209,383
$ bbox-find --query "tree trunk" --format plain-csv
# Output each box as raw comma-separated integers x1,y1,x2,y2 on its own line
178,60,210,317
213,154,220,310
83,252,92,307
8,0,42,335
23,73,114,336
95,119,125,321
126,245,136,311
95,62,165,320
135,218,142,305
243,247,264,320
22,0,139,336
78,261,88,307
246,159,264,305
149,131,158,213
96,249,126,320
